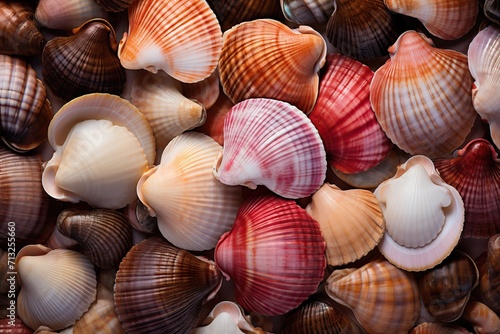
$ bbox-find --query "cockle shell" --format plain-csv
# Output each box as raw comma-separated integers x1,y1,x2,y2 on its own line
370,31,477,158
308,53,392,174
484,0,500,25
325,257,420,334
0,54,52,152
373,155,464,271
462,301,500,334
434,139,500,238
137,132,242,251
15,244,97,331
480,234,500,313
213,98,327,199
218,19,327,114
384,0,478,40
468,24,500,148
42,19,126,103
305,183,385,267
93,0,133,12
114,236,223,334
35,0,108,30
280,0,335,25
42,93,155,210
214,194,327,316
118,0,222,83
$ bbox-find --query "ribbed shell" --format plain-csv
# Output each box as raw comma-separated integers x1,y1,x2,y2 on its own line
114,236,223,334
42,19,126,102
326,0,402,60
305,183,385,267
370,31,477,158
384,0,478,40
480,234,500,313
35,0,108,30
309,54,392,174
280,0,335,25
218,19,327,114
93,0,133,12
137,132,242,251
325,257,420,334
485,0,500,25
213,98,327,199
214,195,327,316
118,0,222,83
434,139,500,238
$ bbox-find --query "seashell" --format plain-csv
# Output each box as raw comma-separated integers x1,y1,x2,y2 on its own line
114,236,223,334
419,250,479,322
410,322,472,334
35,0,108,30
462,301,500,334
370,31,477,158
280,0,335,25
0,249,10,294
468,24,500,148
118,0,222,83
15,244,97,331
124,199,159,234
56,208,133,269
0,54,52,152
433,139,500,238
137,132,242,251
182,69,220,110
213,98,327,199
42,93,155,210
93,0,133,12
325,257,420,334
42,19,126,103
0,1,45,56
384,0,478,40
195,91,234,146
122,70,206,149
480,234,500,313
308,53,392,174
305,183,385,267
373,155,465,271
218,19,327,114
214,194,327,316
326,0,402,60
484,0,500,25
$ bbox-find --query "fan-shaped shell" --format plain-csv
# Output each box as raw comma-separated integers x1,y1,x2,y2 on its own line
370,31,477,158
309,53,392,174
280,0,335,25
325,257,420,334
213,98,327,199
373,155,464,271
214,194,326,316
305,183,385,267
218,19,327,114
35,0,108,30
137,132,242,251
114,236,223,334
118,0,222,83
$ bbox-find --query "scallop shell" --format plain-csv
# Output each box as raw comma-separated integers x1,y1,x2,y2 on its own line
462,301,500,334
370,31,477,158
280,0,335,25
218,19,327,114
308,53,392,174
373,155,465,271
480,234,500,313
213,98,327,199
114,236,223,334
305,183,385,267
214,194,326,316
16,244,97,331
484,0,500,25
433,139,500,238
93,0,133,12
137,132,242,251
118,0,222,83
35,0,108,30
42,19,126,102
384,0,478,40
325,257,420,334
326,0,402,60
468,24,500,149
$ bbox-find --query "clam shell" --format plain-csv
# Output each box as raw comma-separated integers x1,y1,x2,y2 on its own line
462,301,500,334
384,0,478,40
137,132,242,251
213,98,327,199
218,19,327,114
373,155,464,271
305,183,385,267
433,139,500,238
114,236,223,334
214,194,326,316
370,31,477,158
480,234,500,313
325,257,420,334
308,53,392,174
280,0,335,25
35,0,108,30
118,0,222,83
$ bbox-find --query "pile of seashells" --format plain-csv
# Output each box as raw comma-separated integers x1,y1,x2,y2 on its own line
1,0,500,333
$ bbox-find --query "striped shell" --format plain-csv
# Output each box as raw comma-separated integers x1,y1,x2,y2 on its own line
35,0,108,30
280,0,335,25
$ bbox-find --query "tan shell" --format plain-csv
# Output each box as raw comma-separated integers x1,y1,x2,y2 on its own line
462,301,500,334
35,0,108,30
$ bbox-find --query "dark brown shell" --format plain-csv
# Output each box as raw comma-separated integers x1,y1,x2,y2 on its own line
480,233,500,313
485,0,500,24
93,0,133,12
